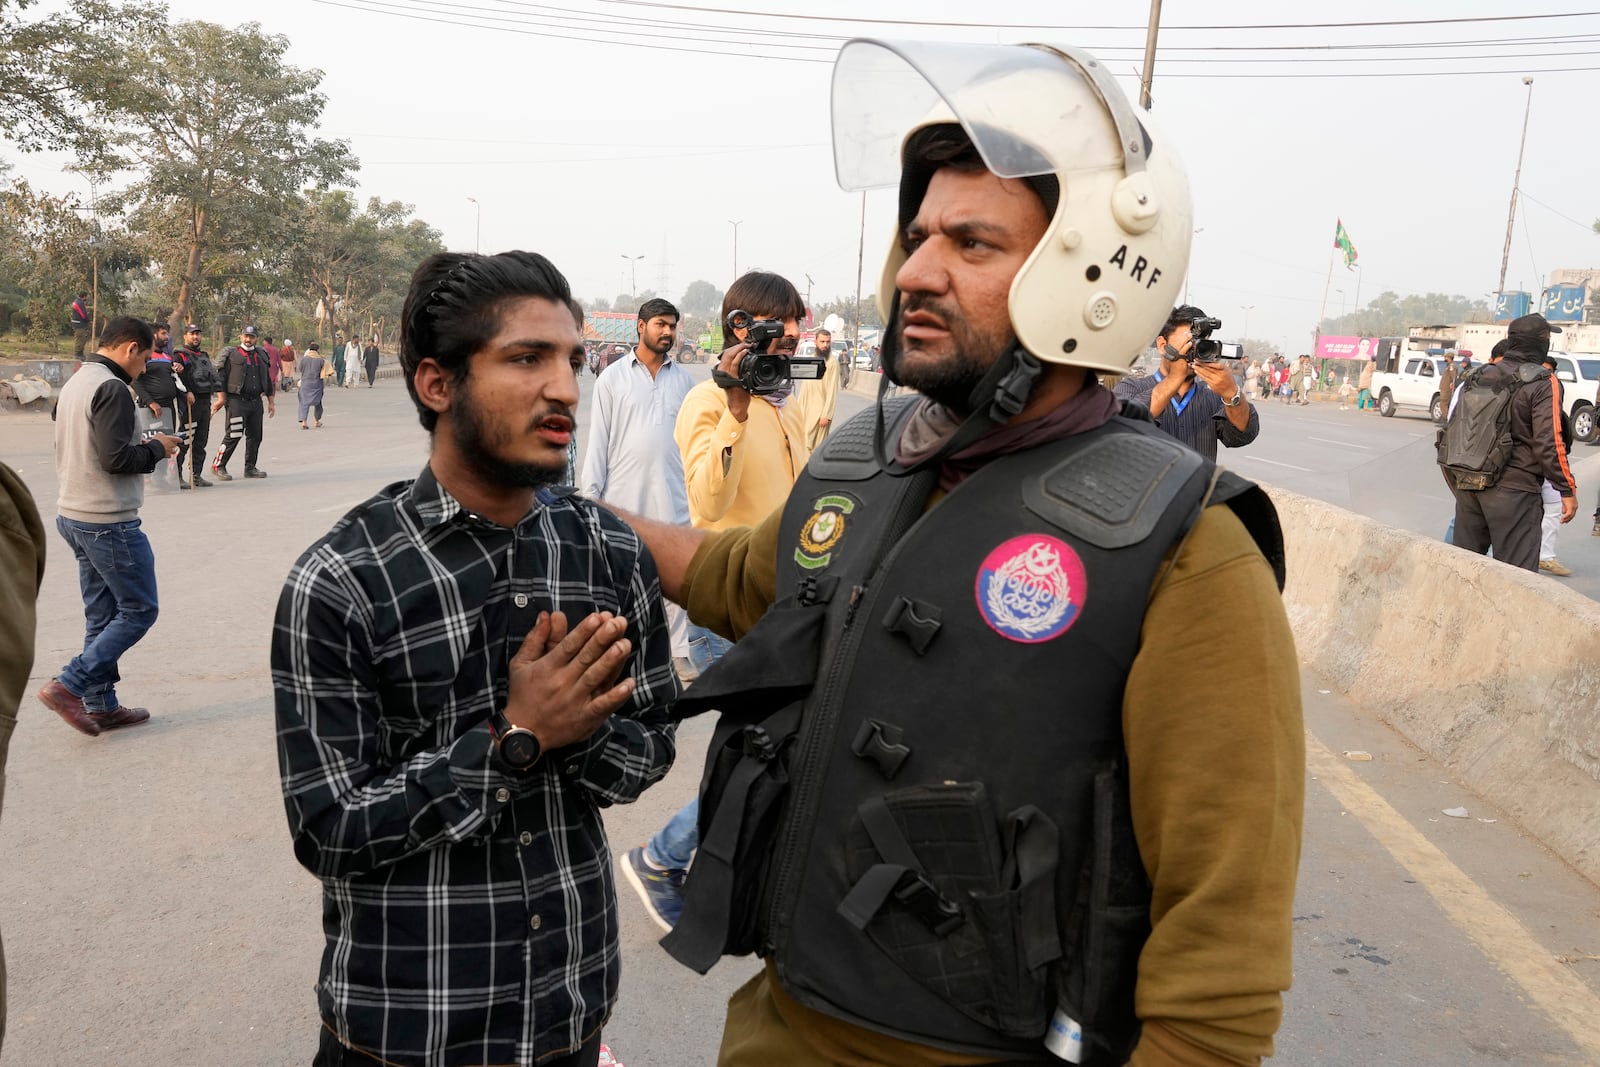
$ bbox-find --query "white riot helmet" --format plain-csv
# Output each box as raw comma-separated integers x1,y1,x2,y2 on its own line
832,40,1193,377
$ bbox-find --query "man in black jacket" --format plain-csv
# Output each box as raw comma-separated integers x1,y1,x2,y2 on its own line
1446,313,1577,570
210,325,276,481
173,324,222,487
133,323,182,489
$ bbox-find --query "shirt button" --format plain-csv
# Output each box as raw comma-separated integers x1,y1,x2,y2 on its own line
513,593,528,608
529,915,542,931
519,831,532,846
495,788,510,803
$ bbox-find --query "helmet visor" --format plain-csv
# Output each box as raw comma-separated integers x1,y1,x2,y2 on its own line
831,39,1128,191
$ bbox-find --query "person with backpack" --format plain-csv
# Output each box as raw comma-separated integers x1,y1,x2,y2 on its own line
1438,314,1576,571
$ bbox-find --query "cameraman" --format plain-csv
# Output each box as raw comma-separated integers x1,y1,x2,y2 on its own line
1114,304,1259,460
674,272,811,530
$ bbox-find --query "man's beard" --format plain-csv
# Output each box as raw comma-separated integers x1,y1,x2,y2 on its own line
451,375,570,490
891,295,1011,415
644,335,673,355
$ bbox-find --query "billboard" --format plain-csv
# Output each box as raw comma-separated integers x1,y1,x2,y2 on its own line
1316,335,1382,360
1539,284,1586,323
1494,292,1532,321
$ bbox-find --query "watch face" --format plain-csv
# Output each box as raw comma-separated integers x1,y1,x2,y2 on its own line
502,730,540,770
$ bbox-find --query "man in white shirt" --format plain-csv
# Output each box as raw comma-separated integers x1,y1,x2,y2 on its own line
581,297,696,667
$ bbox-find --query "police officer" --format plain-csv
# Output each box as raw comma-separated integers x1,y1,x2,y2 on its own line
173,324,222,487
608,41,1303,1067
132,323,182,488
211,325,275,480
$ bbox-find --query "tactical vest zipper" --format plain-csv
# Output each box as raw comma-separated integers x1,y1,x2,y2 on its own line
765,473,937,954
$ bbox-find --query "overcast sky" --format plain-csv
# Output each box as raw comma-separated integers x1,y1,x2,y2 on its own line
7,0,1599,354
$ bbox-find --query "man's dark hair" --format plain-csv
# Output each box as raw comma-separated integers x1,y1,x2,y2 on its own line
815,328,831,340
153,322,169,332
98,316,154,352
637,297,679,326
1161,305,1206,339
901,124,1059,222
568,298,585,330
400,250,574,433
721,271,805,329
77,291,88,299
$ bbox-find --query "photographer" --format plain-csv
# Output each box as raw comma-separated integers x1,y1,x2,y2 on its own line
673,272,811,530
1114,304,1259,460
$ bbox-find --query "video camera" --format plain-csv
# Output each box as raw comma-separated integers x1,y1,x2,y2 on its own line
1184,316,1231,362
716,309,828,396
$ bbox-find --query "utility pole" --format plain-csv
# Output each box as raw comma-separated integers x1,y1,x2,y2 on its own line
728,219,742,279
804,274,814,324
1138,0,1163,110
467,197,480,253
851,193,866,365
1497,77,1535,305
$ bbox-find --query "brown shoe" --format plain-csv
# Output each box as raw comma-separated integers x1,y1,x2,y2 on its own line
38,678,101,736
94,705,151,730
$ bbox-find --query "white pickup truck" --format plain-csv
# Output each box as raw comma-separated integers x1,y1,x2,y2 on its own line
1371,353,1448,421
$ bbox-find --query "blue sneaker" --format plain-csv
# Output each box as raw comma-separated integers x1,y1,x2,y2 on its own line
620,846,686,932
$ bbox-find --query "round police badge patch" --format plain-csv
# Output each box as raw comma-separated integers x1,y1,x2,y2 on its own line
974,535,1087,643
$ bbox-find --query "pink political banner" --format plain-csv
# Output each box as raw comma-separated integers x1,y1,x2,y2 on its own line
1317,335,1380,360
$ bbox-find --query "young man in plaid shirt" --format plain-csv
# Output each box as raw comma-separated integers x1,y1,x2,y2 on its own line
272,250,679,1067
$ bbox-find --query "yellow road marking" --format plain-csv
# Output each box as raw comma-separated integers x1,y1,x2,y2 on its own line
1306,733,1600,1059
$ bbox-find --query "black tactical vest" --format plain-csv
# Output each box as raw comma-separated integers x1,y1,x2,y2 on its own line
665,400,1284,1065
220,346,268,398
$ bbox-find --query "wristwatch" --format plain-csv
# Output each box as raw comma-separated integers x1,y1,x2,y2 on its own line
490,710,543,772
1224,390,1245,407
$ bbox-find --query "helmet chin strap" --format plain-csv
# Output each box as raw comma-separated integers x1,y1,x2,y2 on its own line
871,291,1044,477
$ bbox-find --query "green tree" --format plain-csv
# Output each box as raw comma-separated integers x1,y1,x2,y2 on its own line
0,0,157,155
678,279,723,318
88,18,355,331
286,190,444,343
0,177,141,346
814,293,883,332
1318,291,1491,340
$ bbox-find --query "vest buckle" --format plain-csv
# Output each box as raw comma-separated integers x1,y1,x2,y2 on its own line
851,719,912,780
893,872,964,937
738,724,778,762
881,596,943,655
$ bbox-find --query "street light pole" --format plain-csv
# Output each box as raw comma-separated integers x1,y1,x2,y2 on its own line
1497,77,1535,304
467,197,480,253
1240,304,1254,343
1138,0,1163,110
728,219,742,279
620,254,644,298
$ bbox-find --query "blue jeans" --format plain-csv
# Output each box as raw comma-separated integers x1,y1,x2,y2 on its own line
55,517,159,712
648,624,733,869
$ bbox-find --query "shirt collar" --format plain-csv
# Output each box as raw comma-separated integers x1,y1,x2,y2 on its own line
91,355,131,383
406,463,545,533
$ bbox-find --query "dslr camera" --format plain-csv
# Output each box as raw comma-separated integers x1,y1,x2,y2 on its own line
716,309,828,396
1184,316,1230,362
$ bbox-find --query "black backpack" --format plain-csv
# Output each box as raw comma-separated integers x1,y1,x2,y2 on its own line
1436,361,1548,491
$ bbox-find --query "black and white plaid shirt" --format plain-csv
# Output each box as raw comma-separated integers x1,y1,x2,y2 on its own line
272,464,679,1067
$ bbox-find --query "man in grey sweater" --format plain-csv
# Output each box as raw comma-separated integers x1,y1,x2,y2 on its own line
38,317,180,736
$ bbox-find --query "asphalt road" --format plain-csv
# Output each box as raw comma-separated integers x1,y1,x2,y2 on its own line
1,369,1595,1066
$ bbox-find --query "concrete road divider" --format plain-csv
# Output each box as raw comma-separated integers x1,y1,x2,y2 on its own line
1272,487,1600,886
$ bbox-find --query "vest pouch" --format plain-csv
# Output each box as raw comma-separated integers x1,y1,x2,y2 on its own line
838,783,1061,1039
663,592,829,974
1052,764,1151,1065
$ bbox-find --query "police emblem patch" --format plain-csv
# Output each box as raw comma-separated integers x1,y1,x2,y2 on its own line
975,535,1086,643
795,493,856,570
